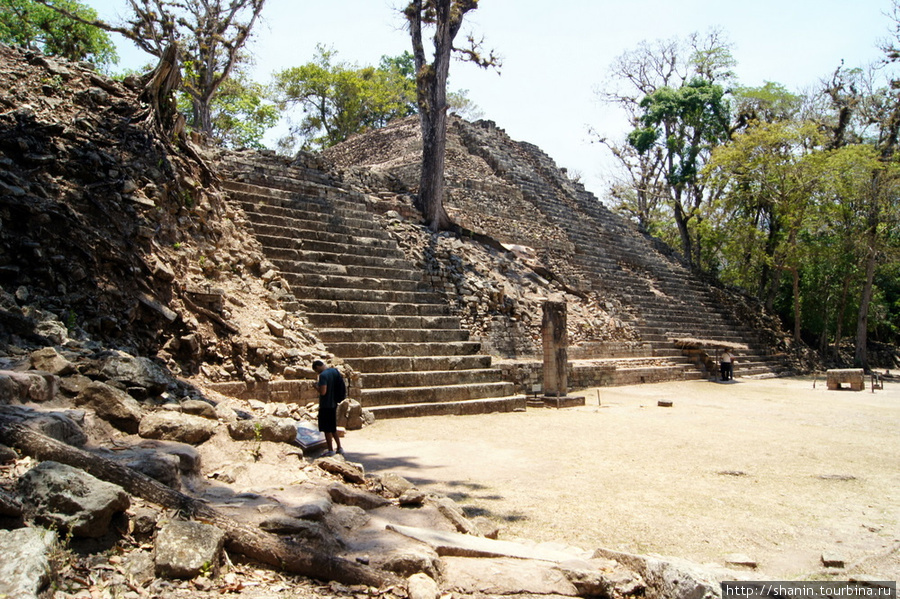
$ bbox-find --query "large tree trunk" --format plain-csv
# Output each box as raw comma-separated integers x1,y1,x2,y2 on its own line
854,243,877,369
408,0,469,232
834,275,851,360
0,419,401,589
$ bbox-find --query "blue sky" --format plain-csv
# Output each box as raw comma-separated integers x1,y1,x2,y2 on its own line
86,0,894,197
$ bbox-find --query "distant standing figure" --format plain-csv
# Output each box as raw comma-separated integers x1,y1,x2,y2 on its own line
313,360,346,456
720,350,734,381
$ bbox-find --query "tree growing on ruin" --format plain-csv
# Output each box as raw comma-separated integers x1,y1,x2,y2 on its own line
404,0,498,232
29,0,266,138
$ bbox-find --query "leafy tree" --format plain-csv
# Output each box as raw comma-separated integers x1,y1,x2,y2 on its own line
0,0,117,68
597,31,734,254
203,64,278,149
29,0,266,137
271,46,417,151
628,77,731,267
404,0,499,232
703,120,827,339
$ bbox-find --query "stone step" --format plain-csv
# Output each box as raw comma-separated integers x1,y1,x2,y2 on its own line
326,341,482,358
244,206,392,241
272,258,421,282
360,381,516,407
292,285,442,305
249,222,397,251
262,247,413,271
306,312,461,330
360,368,505,389
302,299,449,317
253,233,405,260
240,200,384,233
319,328,469,343
367,395,527,419
284,272,423,292
344,355,493,373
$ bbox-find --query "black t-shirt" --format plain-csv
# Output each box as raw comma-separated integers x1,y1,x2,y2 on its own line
317,367,346,409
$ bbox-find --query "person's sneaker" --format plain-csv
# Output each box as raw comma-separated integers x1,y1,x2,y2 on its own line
336,447,345,455
321,450,335,458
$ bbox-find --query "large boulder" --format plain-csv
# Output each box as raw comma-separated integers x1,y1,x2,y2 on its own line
139,411,217,445
93,440,201,490
99,353,170,395
154,520,225,579
17,461,130,538
75,381,144,434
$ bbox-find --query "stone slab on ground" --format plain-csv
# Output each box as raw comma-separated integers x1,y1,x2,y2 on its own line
440,556,580,597
386,523,580,562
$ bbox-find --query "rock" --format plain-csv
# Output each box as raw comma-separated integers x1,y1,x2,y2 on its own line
0,370,58,403
0,527,58,599
432,496,480,536
337,398,365,430
227,417,296,443
139,411,217,445
17,461,130,538
821,552,846,568
154,520,226,579
0,486,23,517
381,546,442,579
0,405,87,447
440,556,579,596
407,573,440,599
96,445,183,489
99,354,170,395
380,472,415,497
287,495,333,521
594,548,721,599
318,457,367,484
723,553,757,569
259,516,330,543
76,381,144,433
471,515,500,539
58,373,93,396
29,347,76,375
0,443,16,463
181,399,218,420
327,481,390,510
398,488,427,506
122,549,156,587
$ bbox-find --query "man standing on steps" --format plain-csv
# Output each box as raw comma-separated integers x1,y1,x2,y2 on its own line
313,360,346,456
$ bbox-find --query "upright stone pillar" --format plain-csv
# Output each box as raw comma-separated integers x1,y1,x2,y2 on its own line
542,301,568,397
541,302,584,408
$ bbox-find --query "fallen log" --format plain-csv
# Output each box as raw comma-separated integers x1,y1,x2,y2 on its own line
0,418,401,589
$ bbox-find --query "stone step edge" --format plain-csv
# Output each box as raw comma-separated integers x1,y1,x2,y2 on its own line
367,395,528,419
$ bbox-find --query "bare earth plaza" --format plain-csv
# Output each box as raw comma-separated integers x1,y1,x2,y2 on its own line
350,375,900,582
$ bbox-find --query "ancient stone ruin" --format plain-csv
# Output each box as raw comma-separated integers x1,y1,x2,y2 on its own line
0,43,804,598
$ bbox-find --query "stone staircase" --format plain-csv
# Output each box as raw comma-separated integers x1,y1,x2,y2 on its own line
215,150,526,418
455,120,789,379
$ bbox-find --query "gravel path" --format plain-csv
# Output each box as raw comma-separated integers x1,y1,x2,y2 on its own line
346,375,900,580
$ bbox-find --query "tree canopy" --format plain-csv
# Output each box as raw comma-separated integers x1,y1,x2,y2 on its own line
271,47,418,151
0,0,117,68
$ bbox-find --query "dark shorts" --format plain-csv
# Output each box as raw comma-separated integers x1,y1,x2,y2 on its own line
318,405,337,433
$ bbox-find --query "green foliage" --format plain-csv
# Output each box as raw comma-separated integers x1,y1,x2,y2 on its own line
0,0,117,68
176,62,278,149
271,46,418,151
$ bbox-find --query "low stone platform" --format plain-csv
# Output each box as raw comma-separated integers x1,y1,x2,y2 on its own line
826,368,864,391
542,395,585,409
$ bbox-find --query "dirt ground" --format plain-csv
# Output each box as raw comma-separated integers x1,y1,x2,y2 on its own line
345,374,900,581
